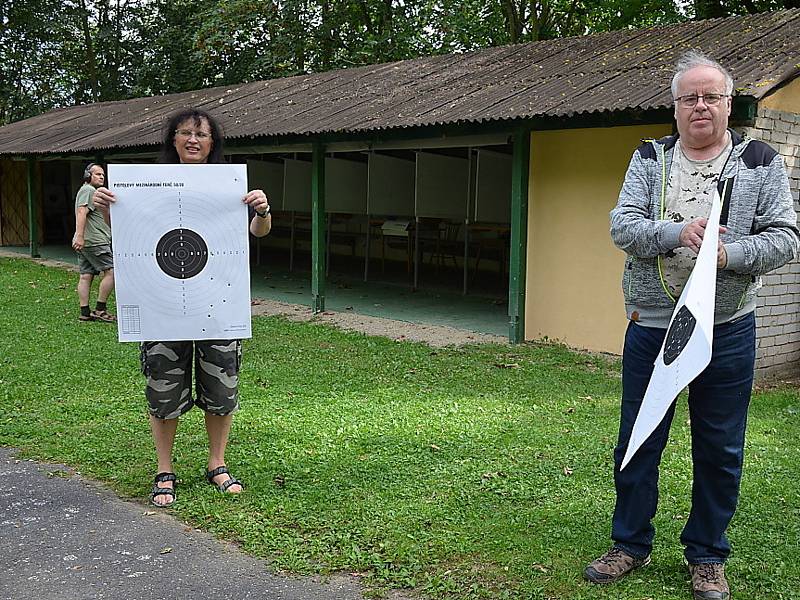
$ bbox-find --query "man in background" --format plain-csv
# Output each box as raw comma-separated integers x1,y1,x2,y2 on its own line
72,163,115,322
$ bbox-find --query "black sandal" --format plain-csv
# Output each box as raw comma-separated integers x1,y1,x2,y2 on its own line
150,472,177,507
205,466,244,493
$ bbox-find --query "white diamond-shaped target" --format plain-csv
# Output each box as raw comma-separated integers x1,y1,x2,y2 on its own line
109,164,251,342
619,188,723,470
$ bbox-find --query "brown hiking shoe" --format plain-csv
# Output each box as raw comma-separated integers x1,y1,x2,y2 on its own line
584,547,651,584
688,563,730,600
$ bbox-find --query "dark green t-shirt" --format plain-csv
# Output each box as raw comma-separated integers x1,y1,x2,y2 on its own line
75,183,111,247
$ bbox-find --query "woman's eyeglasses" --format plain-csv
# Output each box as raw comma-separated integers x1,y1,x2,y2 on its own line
175,129,212,140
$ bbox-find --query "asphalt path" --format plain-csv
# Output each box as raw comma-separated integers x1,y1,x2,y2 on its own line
0,448,365,600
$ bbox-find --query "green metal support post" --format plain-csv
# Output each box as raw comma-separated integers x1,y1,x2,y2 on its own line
26,157,40,257
508,127,530,343
311,142,326,313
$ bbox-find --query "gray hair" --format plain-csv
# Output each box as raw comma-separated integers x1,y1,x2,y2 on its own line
671,50,734,98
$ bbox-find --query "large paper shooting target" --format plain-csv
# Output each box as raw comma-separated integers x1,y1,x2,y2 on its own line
109,164,251,342
112,188,247,319
620,188,723,471
662,305,697,365
156,228,209,279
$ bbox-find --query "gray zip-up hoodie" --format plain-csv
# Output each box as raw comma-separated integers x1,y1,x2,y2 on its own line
611,129,799,328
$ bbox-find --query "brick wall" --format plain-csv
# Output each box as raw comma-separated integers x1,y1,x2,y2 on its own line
736,107,800,380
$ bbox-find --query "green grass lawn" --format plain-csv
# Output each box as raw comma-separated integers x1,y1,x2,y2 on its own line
1,256,798,599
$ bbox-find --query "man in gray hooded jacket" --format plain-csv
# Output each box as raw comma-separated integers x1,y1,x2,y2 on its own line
584,51,798,600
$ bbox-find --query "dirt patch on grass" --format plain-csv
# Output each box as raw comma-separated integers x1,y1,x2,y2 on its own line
0,249,78,272
2,249,507,348
250,298,508,348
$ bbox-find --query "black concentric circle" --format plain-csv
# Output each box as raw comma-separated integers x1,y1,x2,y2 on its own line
663,305,697,366
155,228,208,279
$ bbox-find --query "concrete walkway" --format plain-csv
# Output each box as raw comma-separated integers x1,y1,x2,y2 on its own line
0,448,365,600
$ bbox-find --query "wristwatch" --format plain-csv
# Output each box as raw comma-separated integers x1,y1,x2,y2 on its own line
256,205,271,218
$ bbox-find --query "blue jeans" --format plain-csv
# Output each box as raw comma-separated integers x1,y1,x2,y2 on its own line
611,313,755,564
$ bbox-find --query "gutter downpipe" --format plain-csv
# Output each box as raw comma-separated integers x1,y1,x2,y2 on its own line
27,157,40,258
311,142,326,313
508,127,530,343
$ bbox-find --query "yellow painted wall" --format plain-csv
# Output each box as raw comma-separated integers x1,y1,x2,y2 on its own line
525,124,671,354
760,76,800,113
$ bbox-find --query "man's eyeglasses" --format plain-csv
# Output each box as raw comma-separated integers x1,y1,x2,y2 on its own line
673,94,729,109
175,129,212,140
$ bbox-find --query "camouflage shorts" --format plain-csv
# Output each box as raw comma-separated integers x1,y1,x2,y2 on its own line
140,340,242,419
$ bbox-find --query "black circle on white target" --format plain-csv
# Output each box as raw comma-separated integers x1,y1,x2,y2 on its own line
155,228,208,279
662,305,697,366
110,186,249,316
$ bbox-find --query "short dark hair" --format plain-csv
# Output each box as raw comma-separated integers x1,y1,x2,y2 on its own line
160,108,225,164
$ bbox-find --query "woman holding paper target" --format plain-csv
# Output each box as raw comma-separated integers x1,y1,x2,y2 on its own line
93,108,271,507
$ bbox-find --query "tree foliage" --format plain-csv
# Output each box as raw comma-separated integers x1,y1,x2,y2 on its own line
0,0,80,123
693,0,799,19
0,0,794,125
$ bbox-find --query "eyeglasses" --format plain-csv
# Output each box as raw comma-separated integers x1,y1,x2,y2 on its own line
175,129,212,140
673,94,729,108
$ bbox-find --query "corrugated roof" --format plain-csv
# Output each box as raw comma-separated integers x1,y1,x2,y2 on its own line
0,9,797,156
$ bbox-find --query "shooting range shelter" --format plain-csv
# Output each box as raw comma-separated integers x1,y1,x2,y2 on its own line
1,9,799,379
